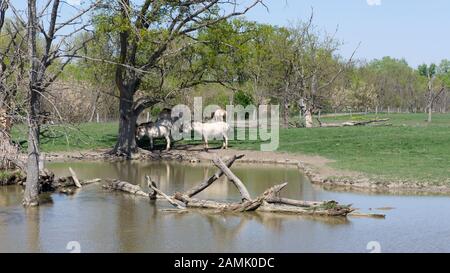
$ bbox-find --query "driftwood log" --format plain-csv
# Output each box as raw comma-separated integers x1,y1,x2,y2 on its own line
103,180,150,197
11,168,101,195
106,155,359,217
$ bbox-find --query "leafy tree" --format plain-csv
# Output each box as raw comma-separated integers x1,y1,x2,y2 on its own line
94,0,263,157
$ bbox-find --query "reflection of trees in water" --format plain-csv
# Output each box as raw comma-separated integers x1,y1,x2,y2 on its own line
0,185,23,206
25,207,41,252
162,210,350,250
115,193,159,252
111,161,140,184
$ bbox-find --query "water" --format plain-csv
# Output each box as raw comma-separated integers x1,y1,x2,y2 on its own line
1,160,450,253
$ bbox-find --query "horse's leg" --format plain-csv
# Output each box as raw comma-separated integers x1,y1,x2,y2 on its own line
203,135,209,152
165,135,171,151
150,137,154,150
223,135,228,149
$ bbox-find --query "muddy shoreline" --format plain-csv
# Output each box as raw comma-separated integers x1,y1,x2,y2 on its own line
34,147,450,196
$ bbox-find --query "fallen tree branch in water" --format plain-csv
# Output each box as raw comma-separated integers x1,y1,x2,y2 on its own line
213,157,252,202
69,168,82,188
157,155,355,217
103,180,150,198
183,154,244,198
146,176,186,209
348,212,386,219
95,155,375,217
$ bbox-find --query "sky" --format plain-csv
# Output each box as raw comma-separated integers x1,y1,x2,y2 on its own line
242,0,450,67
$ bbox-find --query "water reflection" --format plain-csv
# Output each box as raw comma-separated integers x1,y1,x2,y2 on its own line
24,208,41,252
1,160,450,252
49,161,310,202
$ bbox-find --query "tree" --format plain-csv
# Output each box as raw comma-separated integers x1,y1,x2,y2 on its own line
21,0,98,206
287,15,355,128
245,24,277,107
437,59,450,113
418,63,445,122
98,0,263,157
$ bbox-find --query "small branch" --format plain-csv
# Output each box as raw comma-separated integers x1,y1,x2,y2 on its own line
146,175,186,209
68,167,82,188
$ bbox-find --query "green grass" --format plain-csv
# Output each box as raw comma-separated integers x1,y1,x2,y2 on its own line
11,113,450,184
11,122,118,152
230,113,450,184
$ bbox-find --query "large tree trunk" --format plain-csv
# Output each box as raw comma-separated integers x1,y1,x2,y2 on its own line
23,0,40,207
23,116,40,206
113,91,138,157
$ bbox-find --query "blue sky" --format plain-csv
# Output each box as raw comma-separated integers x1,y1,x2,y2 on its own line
243,0,450,67
8,0,448,67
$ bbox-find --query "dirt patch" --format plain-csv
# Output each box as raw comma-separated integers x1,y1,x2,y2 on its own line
41,146,450,195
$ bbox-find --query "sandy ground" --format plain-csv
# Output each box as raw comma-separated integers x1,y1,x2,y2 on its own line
43,146,450,195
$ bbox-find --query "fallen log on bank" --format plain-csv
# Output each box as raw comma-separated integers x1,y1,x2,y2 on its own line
317,118,390,128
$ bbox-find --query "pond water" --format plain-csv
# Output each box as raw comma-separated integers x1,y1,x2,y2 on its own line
1,160,450,253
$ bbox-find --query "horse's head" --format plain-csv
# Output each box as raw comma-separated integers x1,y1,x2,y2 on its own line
135,126,146,140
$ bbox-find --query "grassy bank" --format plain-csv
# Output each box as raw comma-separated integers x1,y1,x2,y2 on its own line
12,122,119,152
11,113,450,184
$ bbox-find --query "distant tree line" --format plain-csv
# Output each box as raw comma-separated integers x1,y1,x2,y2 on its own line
55,11,449,129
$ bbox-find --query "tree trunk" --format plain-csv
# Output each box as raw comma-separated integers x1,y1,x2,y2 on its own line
428,103,432,123
23,0,40,207
113,91,138,157
304,108,313,128
23,120,40,206
282,95,289,129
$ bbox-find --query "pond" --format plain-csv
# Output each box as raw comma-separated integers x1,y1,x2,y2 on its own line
1,160,450,253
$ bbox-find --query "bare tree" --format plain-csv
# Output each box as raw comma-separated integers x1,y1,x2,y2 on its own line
22,0,40,206
419,64,446,123
291,18,357,128
21,0,99,206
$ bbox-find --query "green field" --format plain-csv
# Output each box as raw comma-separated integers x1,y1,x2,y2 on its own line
11,113,450,184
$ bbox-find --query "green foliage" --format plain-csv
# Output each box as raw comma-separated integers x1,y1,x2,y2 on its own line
233,90,254,107
418,63,437,77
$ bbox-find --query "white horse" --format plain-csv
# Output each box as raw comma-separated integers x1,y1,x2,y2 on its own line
211,108,227,122
136,122,171,151
184,121,230,151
